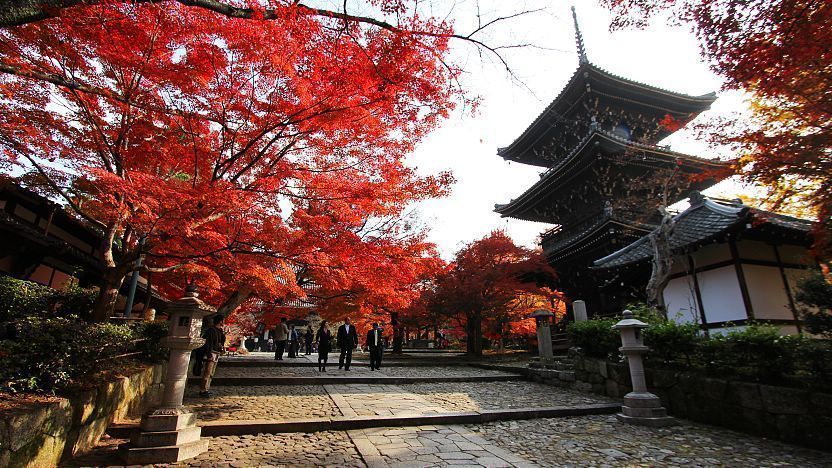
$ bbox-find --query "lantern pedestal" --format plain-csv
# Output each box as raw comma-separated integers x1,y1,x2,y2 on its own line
616,392,676,427
613,311,676,428
120,287,215,464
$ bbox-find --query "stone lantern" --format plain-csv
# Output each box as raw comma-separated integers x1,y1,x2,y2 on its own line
613,310,675,427
120,285,215,464
530,309,555,366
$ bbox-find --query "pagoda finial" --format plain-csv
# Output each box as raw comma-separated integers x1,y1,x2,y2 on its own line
571,5,588,64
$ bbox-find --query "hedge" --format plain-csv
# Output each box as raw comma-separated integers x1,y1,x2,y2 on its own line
567,305,832,390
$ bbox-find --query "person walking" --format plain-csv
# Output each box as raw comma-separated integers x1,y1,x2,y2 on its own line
288,325,299,358
337,317,359,371
274,317,289,360
316,321,332,372
199,314,226,398
305,326,314,355
366,322,385,371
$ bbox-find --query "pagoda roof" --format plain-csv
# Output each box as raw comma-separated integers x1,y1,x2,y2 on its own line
494,129,727,223
498,61,717,165
542,212,654,262
592,194,814,269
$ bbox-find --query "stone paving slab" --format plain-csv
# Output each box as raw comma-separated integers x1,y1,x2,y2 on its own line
326,383,450,418
348,424,532,468
472,415,832,467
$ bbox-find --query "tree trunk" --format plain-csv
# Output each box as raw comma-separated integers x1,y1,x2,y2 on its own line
217,287,253,316
90,268,128,322
466,312,483,356
646,208,675,315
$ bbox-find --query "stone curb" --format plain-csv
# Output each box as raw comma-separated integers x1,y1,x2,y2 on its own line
108,404,621,437
219,360,477,368
469,363,533,376
188,374,524,386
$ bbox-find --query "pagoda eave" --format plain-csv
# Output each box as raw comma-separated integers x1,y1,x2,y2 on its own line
494,130,726,222
498,62,717,165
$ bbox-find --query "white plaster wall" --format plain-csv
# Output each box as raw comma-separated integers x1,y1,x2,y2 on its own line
743,264,794,320
778,245,810,265
691,244,731,268
697,265,748,324
737,240,777,262
663,276,699,324
709,325,748,336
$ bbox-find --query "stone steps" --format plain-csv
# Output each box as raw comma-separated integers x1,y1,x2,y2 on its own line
108,403,621,437
188,374,525,386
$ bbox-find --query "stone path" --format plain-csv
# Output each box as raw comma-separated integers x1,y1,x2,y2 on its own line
404,381,615,411
326,384,449,418
348,425,530,467
472,415,831,467
182,385,340,421
66,358,832,467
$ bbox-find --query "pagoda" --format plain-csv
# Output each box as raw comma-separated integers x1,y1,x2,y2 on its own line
495,7,727,315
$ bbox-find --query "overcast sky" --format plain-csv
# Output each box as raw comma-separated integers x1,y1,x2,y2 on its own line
400,1,749,259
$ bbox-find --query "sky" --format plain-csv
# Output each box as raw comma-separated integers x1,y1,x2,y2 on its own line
399,1,750,259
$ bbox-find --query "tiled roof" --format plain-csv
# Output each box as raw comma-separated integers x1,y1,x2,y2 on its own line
593,195,814,269
497,62,717,158
495,129,725,219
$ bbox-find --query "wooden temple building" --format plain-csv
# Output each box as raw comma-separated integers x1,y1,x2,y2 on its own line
496,8,727,316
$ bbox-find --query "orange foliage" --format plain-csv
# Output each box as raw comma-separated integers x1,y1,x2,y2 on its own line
0,2,462,322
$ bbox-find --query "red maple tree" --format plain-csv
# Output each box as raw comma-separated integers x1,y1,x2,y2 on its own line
422,231,557,356
0,2,460,321
601,0,832,260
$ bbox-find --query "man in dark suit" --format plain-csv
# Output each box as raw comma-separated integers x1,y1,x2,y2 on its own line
366,322,385,371
337,317,359,371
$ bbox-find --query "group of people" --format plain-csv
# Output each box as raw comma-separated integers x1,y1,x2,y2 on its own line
301,318,387,372
194,315,388,398
272,318,315,359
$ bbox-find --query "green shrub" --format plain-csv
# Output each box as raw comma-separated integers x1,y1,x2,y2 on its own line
724,324,801,383
0,316,132,393
794,269,832,338
643,319,700,366
0,276,97,322
567,317,619,358
0,276,53,322
0,317,168,394
568,305,831,390
132,320,169,362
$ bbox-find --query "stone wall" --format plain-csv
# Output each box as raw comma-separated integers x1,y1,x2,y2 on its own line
528,356,831,451
0,363,165,467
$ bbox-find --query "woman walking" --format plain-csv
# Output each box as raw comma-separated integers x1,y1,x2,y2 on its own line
316,321,332,372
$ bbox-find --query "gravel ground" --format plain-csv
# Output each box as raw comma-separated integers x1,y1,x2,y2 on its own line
63,432,364,467
176,432,364,467
471,415,831,467
404,381,615,411
182,385,340,421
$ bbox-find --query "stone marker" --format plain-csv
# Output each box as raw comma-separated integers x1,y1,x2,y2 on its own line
613,310,676,427
530,309,555,365
573,300,588,322
119,285,215,463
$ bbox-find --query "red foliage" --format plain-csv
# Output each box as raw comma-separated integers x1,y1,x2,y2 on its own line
421,230,558,355
0,2,462,321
